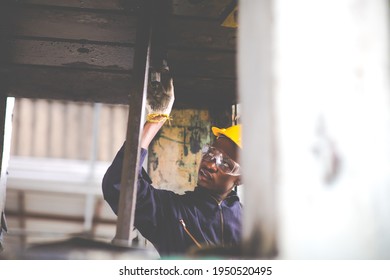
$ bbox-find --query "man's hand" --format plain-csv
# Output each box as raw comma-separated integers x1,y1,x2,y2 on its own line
146,70,175,123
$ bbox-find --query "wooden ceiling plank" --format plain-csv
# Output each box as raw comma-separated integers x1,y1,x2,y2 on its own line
1,5,236,50
1,38,134,72
174,76,236,106
169,49,235,79
0,65,236,108
12,0,131,11
172,0,233,19
0,38,235,79
1,5,137,43
0,65,131,104
169,17,236,51
18,0,237,22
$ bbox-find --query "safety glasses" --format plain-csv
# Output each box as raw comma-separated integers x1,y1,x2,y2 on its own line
201,145,240,176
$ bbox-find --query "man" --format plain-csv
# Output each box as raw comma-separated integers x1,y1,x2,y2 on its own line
102,77,242,257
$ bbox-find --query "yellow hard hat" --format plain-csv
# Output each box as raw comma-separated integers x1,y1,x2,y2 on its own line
212,124,242,148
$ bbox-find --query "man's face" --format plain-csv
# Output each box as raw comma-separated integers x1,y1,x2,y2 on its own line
197,136,240,197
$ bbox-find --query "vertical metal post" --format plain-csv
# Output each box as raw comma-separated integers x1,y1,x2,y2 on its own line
0,96,14,251
0,93,6,251
113,0,153,245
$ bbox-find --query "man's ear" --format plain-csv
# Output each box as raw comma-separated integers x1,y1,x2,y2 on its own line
234,177,241,187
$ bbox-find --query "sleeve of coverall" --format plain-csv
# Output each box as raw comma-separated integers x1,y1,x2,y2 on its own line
101,144,172,243
102,143,151,214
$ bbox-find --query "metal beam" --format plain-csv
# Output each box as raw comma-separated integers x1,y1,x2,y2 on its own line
112,0,153,245
0,93,6,252
0,96,14,251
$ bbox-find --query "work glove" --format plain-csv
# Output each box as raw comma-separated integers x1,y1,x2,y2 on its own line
145,68,175,124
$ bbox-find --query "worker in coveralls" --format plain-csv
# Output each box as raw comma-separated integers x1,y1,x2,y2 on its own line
102,74,242,257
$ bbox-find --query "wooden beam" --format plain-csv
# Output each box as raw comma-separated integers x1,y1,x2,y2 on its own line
0,65,236,108
169,49,235,79
172,0,233,19
11,0,131,11
1,5,137,43
1,38,134,71
6,0,233,19
0,4,236,51
112,0,152,245
0,65,132,104
168,17,236,51
173,76,236,107
0,39,235,78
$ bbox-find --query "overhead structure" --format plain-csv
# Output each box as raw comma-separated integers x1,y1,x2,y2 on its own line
0,0,238,109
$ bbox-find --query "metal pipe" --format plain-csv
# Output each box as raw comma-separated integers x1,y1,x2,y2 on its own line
112,0,153,246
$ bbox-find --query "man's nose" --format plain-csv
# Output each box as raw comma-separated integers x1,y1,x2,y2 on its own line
203,157,218,171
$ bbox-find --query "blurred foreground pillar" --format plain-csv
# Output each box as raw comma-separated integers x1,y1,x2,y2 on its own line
239,0,390,259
